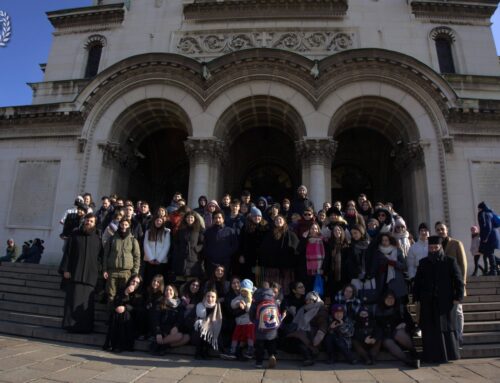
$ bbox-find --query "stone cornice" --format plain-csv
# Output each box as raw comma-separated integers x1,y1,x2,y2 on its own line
410,0,498,20
183,0,348,21
47,3,125,29
0,104,81,123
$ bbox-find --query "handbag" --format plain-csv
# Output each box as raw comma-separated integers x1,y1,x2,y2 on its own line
351,278,378,305
313,274,324,297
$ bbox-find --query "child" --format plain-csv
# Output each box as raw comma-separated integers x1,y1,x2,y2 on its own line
249,287,285,369
334,284,361,320
324,304,357,364
470,225,484,276
221,279,255,360
352,306,382,365
194,289,223,359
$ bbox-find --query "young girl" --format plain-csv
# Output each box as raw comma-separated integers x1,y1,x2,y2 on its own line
221,279,255,360
194,290,223,359
324,304,357,364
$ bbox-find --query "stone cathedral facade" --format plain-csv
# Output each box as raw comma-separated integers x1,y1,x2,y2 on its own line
1,0,500,264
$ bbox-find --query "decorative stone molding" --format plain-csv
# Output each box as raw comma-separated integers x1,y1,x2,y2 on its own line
430,27,456,42
393,141,427,171
78,138,87,153
97,141,138,170
442,136,454,153
84,34,107,49
47,3,125,29
295,138,338,166
410,0,497,21
176,30,355,58
183,0,348,21
184,137,227,164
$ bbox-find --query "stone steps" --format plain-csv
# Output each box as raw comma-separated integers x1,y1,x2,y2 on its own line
0,262,499,359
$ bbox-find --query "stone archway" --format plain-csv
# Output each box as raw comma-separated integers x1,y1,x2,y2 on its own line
99,98,191,208
213,96,306,201
330,96,427,230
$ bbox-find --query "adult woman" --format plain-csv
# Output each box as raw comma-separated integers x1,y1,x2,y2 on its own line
371,233,407,303
171,212,204,282
204,265,230,302
258,215,299,292
359,200,373,225
373,207,393,234
393,217,412,260
221,277,241,350
194,289,223,359
155,206,168,223
204,200,220,228
103,274,144,352
280,281,306,335
143,216,171,287
150,284,190,355
346,224,372,283
283,291,329,366
375,291,419,368
144,274,164,336
478,201,500,275
334,284,362,321
323,224,349,298
344,204,366,231
179,278,203,334
298,223,327,291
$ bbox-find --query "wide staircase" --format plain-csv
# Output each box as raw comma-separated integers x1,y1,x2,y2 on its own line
0,262,499,358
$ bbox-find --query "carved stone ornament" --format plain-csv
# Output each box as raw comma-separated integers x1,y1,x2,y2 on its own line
393,141,426,171
442,136,454,154
177,31,355,58
184,138,227,164
98,141,138,170
295,138,338,165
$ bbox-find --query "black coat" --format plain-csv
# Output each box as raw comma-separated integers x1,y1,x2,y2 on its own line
151,303,184,336
258,229,299,269
413,252,463,362
61,228,103,287
240,219,269,268
291,197,315,216
171,227,204,277
202,225,239,269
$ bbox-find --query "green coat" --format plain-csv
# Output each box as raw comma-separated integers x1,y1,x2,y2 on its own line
103,233,140,274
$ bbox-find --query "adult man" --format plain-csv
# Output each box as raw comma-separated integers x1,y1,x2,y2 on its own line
291,185,315,216
95,196,114,232
103,218,141,302
167,192,183,214
194,195,208,216
407,223,429,280
220,193,232,219
136,201,153,234
413,236,464,363
203,211,239,276
61,213,102,333
124,204,144,241
477,202,500,275
435,221,467,347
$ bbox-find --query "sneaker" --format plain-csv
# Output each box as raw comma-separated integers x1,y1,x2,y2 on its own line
220,353,237,360
268,355,277,369
244,349,254,360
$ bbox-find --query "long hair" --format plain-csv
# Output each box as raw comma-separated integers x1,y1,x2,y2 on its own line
147,216,167,242
147,274,165,296
159,284,179,310
273,215,288,240
180,211,201,232
376,232,399,248
330,224,349,248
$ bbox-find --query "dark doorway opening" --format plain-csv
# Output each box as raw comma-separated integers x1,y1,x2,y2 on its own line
225,127,298,202
127,129,189,208
332,128,403,211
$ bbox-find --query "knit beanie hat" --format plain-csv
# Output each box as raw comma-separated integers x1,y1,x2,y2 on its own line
240,279,254,291
250,207,262,217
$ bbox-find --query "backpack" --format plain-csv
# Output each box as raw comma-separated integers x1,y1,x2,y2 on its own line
256,299,281,331
492,213,500,229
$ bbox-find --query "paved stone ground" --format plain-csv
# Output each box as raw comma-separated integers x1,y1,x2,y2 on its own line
0,335,500,383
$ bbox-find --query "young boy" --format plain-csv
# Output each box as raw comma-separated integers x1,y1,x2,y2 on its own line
221,279,255,360
249,287,285,368
324,304,357,364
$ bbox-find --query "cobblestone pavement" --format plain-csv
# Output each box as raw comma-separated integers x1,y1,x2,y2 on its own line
0,335,499,383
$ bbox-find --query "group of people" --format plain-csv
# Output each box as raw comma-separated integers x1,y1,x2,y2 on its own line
57,186,500,368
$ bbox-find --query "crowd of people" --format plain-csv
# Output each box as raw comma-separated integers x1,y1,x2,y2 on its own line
54,186,500,369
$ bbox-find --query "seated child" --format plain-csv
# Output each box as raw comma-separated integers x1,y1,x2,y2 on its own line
324,304,358,364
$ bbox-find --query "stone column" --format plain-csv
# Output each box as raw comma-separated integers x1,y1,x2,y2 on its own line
184,137,226,206
295,138,338,209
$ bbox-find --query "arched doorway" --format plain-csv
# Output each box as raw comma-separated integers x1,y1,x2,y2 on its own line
330,97,425,227
215,96,305,201
105,99,191,208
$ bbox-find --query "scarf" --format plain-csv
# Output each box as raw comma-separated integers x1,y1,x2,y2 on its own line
393,230,411,258
118,228,131,239
293,300,324,332
197,300,222,350
306,237,325,276
352,240,369,277
379,245,398,283
330,241,343,282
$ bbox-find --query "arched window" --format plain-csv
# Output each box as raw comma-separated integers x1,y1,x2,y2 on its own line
430,27,456,74
84,35,106,78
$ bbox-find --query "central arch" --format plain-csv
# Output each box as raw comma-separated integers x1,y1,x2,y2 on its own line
214,96,306,200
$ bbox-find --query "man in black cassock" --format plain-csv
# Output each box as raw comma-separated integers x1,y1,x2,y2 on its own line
413,235,464,363
61,213,102,333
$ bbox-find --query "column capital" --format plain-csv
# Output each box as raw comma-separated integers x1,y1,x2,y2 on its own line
184,137,227,164
295,138,338,165
393,140,426,171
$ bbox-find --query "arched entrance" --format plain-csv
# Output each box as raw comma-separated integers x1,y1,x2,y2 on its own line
331,97,425,226
214,96,305,201
104,99,191,208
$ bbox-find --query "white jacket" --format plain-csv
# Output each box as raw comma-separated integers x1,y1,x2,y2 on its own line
407,239,428,279
143,228,171,263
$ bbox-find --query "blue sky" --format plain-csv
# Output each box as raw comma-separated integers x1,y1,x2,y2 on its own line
0,1,500,107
